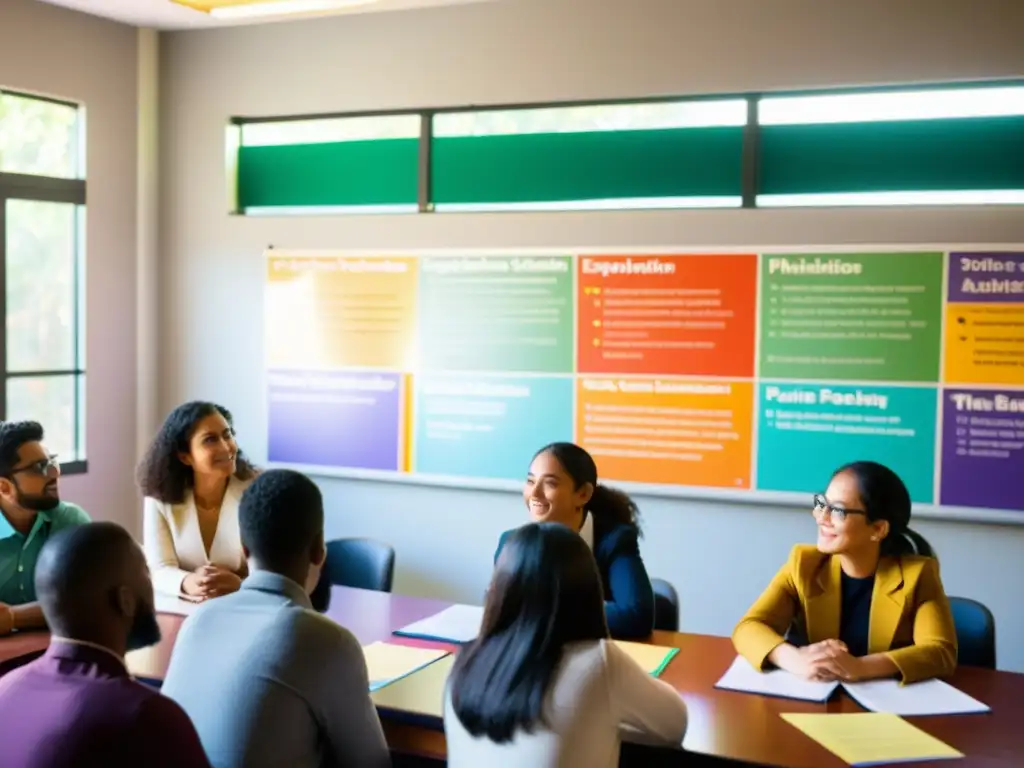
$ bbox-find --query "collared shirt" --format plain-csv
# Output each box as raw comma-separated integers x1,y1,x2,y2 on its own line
0,502,90,605
161,570,390,768
579,511,594,550
0,638,210,768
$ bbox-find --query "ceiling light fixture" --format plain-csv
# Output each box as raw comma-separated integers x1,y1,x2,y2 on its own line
172,0,379,20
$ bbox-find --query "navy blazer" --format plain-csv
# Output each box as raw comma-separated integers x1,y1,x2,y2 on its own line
494,516,655,639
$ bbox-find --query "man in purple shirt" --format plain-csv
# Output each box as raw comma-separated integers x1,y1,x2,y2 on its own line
0,521,211,767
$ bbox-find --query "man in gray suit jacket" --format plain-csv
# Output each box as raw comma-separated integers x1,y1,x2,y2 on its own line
161,469,390,768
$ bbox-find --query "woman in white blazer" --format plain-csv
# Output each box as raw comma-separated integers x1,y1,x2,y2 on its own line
444,522,687,768
138,401,258,599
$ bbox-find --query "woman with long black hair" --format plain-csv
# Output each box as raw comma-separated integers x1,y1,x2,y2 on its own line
447,522,686,766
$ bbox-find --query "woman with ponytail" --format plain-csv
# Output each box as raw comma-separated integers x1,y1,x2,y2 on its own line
733,461,957,684
493,442,654,639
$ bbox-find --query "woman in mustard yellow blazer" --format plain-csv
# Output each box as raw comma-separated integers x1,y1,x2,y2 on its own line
733,461,957,685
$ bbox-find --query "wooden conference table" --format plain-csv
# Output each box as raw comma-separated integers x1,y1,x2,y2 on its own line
3,586,1023,767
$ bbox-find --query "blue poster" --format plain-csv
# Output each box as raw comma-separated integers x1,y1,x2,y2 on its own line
413,374,574,480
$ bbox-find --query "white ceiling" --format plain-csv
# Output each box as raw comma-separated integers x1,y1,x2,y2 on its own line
36,0,492,30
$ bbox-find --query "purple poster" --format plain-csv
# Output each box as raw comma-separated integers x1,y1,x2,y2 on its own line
947,252,1024,303
940,388,1024,511
268,370,402,471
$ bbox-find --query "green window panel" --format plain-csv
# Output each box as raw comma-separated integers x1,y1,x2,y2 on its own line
431,127,744,207
760,116,1024,195
237,138,419,209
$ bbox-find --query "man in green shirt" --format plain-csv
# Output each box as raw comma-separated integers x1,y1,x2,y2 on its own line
0,421,90,635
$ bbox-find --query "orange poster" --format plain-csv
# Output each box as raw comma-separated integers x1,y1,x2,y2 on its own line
577,254,757,377
266,255,418,370
575,376,753,488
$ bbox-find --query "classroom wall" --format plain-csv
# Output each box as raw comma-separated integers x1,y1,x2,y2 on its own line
160,0,1024,670
1,0,142,534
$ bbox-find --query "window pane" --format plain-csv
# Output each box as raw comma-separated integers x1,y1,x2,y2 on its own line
6,375,81,461
241,114,420,146
434,100,748,136
0,92,81,178
5,199,78,372
759,86,1024,125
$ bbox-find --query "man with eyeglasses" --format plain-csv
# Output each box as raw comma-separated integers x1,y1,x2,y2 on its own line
0,421,90,636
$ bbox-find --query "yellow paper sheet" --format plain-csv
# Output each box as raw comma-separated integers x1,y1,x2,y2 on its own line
370,654,455,717
612,640,679,676
362,642,450,691
781,713,963,766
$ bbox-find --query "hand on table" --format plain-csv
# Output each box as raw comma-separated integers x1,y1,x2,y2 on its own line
182,565,242,600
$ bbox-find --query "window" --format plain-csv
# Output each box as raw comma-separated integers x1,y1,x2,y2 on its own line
757,84,1024,207
0,89,86,470
236,114,420,214
431,100,746,211
231,80,1024,214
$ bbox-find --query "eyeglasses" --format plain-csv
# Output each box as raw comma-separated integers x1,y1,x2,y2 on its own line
11,454,60,477
812,493,867,524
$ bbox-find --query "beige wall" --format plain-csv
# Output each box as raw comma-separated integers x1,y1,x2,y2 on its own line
159,0,1024,669
1,0,141,533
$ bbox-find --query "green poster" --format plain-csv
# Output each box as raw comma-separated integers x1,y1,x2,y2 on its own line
417,256,574,373
758,252,943,383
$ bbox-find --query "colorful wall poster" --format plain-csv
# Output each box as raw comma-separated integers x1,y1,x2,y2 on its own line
267,370,404,471
576,254,757,377
759,252,943,383
264,248,1024,519
943,252,1024,386
576,376,753,488
266,255,418,370
756,381,938,503
939,388,1024,511
412,374,573,480
417,256,574,374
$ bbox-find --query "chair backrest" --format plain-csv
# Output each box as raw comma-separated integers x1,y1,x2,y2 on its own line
651,578,679,633
901,530,935,558
324,537,396,593
948,596,996,670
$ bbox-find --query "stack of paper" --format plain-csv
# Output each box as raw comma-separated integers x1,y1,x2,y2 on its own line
781,712,963,765
392,604,485,644
362,642,451,692
715,656,839,702
715,656,991,716
613,640,679,677
843,679,990,716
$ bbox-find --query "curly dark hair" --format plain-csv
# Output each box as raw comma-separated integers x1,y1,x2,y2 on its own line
137,401,257,503
0,421,45,477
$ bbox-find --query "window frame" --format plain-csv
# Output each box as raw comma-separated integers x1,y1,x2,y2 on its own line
0,88,87,475
229,77,1024,216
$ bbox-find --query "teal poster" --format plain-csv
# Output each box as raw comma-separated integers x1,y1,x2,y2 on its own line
756,381,938,502
412,373,573,480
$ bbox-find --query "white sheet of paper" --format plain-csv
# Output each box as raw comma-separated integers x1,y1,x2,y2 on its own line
715,655,839,702
154,593,200,616
394,604,484,643
842,678,990,716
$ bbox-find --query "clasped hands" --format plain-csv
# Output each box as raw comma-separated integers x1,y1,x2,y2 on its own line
182,564,242,601
779,639,867,682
